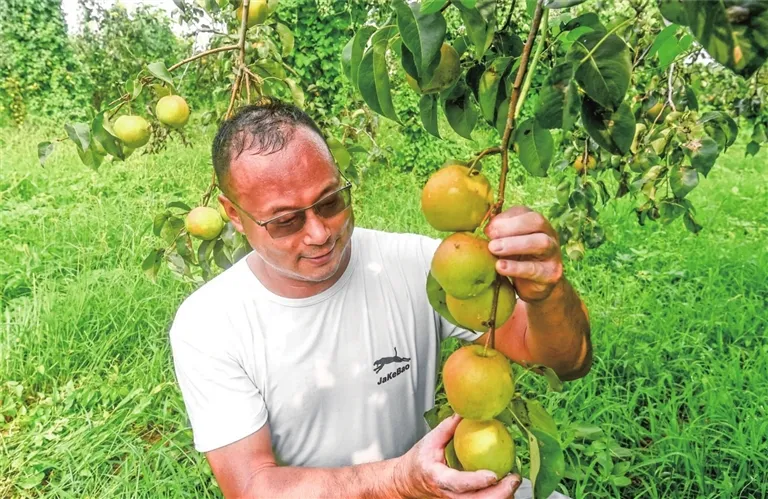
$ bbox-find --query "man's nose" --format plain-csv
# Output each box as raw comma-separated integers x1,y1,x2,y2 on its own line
302,210,331,246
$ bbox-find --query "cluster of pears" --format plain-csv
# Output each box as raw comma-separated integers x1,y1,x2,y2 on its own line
442,345,517,479
185,203,230,241
421,162,518,478
112,94,191,151
422,161,517,333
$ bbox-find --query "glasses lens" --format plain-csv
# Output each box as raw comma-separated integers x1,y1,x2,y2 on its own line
266,211,307,238
315,188,351,219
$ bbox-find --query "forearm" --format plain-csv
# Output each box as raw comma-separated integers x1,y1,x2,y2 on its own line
521,277,592,380
242,458,403,499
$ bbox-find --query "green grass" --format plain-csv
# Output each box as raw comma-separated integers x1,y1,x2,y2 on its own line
1,122,766,498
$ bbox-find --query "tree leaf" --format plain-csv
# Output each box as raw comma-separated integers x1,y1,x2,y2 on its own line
478,57,513,122
658,0,689,25
392,0,447,80
687,136,719,177
147,61,175,87
65,122,91,152
684,210,703,234
526,399,558,438
581,97,635,155
327,137,352,170
153,211,171,237
37,141,54,166
283,78,305,108
141,248,164,280
443,86,477,139
92,113,124,159
534,62,574,129
358,26,400,122
670,165,699,198
745,140,761,157
659,199,686,224
684,2,768,77
197,239,214,280
562,13,605,33
648,23,680,59
453,0,495,59
342,38,354,81
213,239,232,269
513,118,554,177
529,429,565,499
568,32,631,110
445,439,464,470
420,0,447,15
348,26,376,88
544,0,588,8
167,200,192,211
275,23,294,57
420,94,441,138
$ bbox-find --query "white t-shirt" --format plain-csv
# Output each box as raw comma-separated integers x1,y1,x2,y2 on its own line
169,227,479,464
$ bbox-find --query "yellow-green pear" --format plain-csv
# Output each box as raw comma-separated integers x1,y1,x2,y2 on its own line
185,206,224,240
454,419,516,479
446,278,516,332
431,232,497,299
113,115,151,148
421,163,494,232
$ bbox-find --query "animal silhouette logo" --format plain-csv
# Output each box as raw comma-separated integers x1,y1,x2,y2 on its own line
373,347,411,374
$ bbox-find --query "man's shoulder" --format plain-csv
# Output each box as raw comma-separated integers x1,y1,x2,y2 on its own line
356,227,440,255
169,255,252,341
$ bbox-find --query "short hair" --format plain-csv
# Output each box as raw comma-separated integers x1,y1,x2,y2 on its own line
211,98,327,195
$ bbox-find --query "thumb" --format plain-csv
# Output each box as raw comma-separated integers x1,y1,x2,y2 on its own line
427,413,462,448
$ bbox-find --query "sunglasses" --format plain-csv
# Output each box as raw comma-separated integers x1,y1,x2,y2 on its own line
227,181,353,239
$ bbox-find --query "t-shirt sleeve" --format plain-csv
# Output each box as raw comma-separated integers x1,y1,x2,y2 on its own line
417,235,482,343
169,300,268,453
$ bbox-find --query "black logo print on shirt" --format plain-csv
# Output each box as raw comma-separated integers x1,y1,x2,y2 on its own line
374,347,411,385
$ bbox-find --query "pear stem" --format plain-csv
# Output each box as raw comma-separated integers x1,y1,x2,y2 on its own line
486,0,546,351
467,146,502,175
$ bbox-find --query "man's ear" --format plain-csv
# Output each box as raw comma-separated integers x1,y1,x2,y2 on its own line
218,194,245,234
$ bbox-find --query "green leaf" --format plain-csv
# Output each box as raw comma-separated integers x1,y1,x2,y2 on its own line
684,2,768,77
198,239,214,280
37,141,54,166
445,439,464,470
327,137,352,170
147,61,175,87
513,118,554,177
581,97,635,155
563,13,605,33
167,200,192,211
658,0,689,25
526,363,564,392
358,26,400,122
17,471,46,490
478,57,513,122
699,111,739,149
568,31,631,110
687,136,719,177
65,122,91,152
526,399,558,437
420,0,447,15
453,0,495,59
659,199,686,223
213,239,232,269
127,78,143,99
141,248,164,280
342,38,354,81
92,113,124,159
283,78,305,108
534,62,575,129
443,86,477,139
392,0,447,80
530,429,565,499
670,165,699,198
648,24,680,59
745,140,761,157
349,26,376,88
420,94,441,138
153,211,171,237
684,210,703,234
544,0,588,8
275,23,295,57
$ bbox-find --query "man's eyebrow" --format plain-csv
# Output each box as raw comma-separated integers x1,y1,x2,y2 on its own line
267,181,339,216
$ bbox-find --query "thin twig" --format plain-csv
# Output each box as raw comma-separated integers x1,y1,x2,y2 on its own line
468,146,502,174
514,8,548,118
485,0,547,352
168,44,239,72
667,63,677,112
245,72,252,103
501,0,517,32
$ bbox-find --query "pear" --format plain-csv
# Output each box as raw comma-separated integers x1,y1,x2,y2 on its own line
446,278,516,332
442,345,515,420
454,418,516,479
421,162,494,232
431,232,497,299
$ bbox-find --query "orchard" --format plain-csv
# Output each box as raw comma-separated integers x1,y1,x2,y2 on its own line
2,0,768,497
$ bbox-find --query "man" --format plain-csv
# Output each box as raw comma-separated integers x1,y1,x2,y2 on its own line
169,99,592,499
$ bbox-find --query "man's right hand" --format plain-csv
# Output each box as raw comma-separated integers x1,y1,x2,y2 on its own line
394,414,522,499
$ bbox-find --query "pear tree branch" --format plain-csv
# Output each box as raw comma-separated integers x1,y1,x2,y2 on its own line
485,0,547,352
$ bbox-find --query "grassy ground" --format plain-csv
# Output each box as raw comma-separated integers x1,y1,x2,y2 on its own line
1,122,766,498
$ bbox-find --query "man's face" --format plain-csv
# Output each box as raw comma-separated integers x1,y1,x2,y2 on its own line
222,126,354,283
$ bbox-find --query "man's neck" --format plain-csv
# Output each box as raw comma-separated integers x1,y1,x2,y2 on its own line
246,243,352,299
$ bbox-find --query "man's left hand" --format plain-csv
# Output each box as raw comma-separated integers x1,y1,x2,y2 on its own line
484,206,564,303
